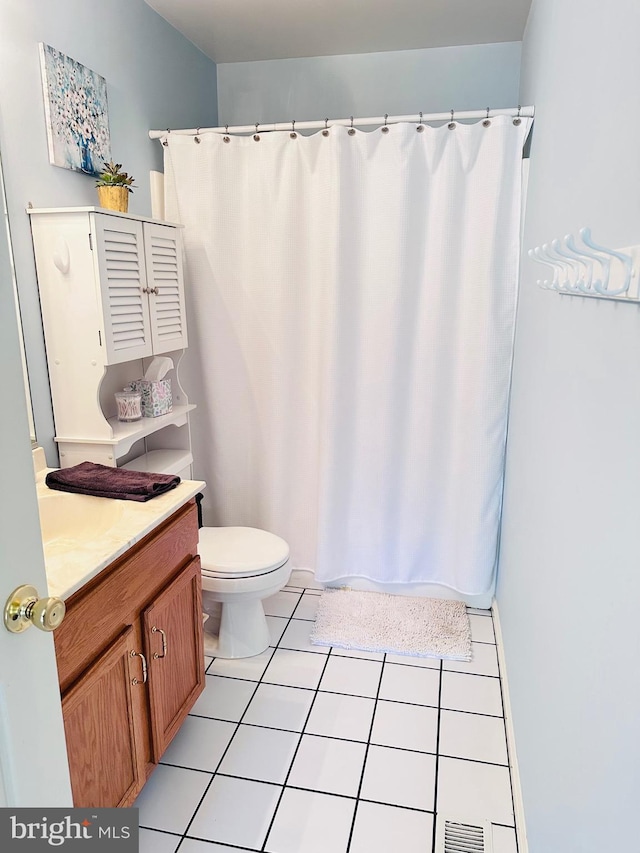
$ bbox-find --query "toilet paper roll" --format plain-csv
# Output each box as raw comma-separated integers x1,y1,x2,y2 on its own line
144,356,174,382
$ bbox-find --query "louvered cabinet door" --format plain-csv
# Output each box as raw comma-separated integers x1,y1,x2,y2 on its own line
94,215,153,364
144,222,189,354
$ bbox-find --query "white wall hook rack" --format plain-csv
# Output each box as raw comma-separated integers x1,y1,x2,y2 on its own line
528,228,640,303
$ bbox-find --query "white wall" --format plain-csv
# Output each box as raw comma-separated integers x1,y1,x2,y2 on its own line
497,1,640,850
217,42,521,126
0,0,217,461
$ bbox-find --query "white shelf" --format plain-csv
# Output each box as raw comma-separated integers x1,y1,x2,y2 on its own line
55,404,196,447
108,404,196,444
121,449,193,476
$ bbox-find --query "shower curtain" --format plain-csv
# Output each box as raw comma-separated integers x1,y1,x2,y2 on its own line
164,115,531,598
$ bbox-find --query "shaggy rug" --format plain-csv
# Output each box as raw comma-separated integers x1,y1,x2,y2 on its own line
310,588,472,661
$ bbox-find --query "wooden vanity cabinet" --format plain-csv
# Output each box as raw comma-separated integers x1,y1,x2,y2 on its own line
54,500,205,808
143,558,204,760
61,626,143,808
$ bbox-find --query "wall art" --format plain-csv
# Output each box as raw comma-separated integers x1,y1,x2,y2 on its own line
39,43,111,175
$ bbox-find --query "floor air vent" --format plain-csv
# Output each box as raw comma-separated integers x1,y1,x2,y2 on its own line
434,816,493,853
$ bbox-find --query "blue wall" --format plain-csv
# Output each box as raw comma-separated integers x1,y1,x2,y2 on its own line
497,1,640,850
217,42,521,126
0,0,218,461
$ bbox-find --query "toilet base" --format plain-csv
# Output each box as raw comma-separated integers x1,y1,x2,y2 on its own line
200,558,291,660
204,597,271,659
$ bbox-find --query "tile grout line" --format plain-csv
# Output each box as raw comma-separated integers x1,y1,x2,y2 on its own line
138,826,182,839
187,698,505,730
175,589,307,850
259,648,335,852
192,682,502,713
493,608,520,853
430,660,444,853
160,748,512,778
172,650,274,853
257,586,334,853
215,591,312,847
209,775,438,813
344,653,387,853
211,643,501,672
179,836,262,853
205,668,500,687
291,590,322,620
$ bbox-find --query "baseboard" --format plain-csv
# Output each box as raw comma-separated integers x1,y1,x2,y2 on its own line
492,600,528,853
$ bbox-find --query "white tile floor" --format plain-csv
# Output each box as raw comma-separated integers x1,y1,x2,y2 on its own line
135,579,518,853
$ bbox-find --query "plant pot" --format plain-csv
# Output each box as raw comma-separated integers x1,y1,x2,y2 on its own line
97,186,129,213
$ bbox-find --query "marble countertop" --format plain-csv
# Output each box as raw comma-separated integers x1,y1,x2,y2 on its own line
34,450,205,601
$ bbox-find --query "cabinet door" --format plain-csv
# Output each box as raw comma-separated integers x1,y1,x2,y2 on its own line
143,222,189,353
144,557,204,760
94,214,153,364
61,626,144,807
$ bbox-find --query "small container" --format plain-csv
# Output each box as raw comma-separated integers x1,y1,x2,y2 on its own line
114,389,142,422
129,378,172,418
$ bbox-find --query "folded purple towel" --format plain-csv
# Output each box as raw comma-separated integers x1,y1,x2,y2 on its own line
45,461,180,502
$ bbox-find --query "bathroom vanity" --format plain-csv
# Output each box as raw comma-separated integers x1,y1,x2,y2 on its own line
56,500,203,807
34,451,206,808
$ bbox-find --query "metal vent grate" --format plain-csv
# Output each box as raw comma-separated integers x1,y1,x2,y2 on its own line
435,816,493,853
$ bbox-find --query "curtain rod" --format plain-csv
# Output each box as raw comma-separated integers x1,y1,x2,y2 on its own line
148,106,534,139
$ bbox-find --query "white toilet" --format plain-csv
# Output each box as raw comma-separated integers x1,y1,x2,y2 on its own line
198,526,291,659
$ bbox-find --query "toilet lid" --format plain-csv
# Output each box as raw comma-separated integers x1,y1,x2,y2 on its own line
198,526,290,578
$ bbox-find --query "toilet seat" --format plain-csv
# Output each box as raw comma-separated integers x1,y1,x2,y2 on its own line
198,526,290,579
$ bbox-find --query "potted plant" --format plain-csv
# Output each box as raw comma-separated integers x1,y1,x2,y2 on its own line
95,160,136,212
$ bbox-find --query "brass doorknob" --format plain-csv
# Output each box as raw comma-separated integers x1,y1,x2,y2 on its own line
3,585,66,634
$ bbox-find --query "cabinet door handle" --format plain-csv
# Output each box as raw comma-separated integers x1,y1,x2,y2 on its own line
151,626,167,659
130,650,148,684
141,286,148,294
151,286,159,295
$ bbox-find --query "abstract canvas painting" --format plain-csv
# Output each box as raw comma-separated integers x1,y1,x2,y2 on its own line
39,43,111,175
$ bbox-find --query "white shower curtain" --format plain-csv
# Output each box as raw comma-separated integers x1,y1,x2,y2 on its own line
164,116,531,599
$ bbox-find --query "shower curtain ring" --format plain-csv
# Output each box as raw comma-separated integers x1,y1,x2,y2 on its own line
483,108,491,128
162,128,170,146
290,119,297,139
417,111,424,132
254,122,260,141
381,113,389,134
348,116,355,136
448,110,456,129
223,125,230,143
322,117,330,137
194,127,201,143
513,105,522,126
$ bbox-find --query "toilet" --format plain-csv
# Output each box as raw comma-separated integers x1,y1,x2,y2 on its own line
198,526,291,659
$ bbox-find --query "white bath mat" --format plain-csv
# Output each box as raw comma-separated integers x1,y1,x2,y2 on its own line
310,588,472,661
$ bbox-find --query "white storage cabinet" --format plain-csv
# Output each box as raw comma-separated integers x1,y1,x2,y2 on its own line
29,207,195,475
